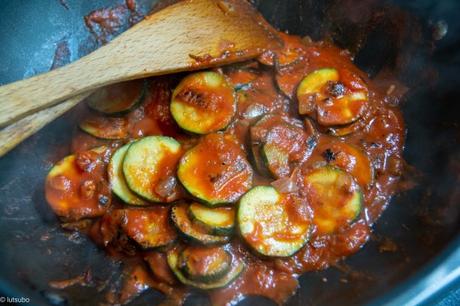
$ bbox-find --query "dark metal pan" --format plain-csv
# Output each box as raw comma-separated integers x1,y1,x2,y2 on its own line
0,0,459,305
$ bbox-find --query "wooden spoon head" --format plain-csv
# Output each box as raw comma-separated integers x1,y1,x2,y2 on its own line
116,0,282,77
0,0,282,131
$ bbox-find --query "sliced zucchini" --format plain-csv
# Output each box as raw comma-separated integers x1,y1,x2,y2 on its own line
171,203,230,245
303,166,363,235
327,119,364,137
238,186,311,257
177,133,253,205
86,79,146,115
258,32,306,68
261,123,309,178
121,207,177,249
249,115,285,175
167,247,244,289
45,150,111,221
249,114,304,176
225,69,258,91
188,203,235,236
297,68,368,126
261,142,288,178
144,251,177,285
235,71,287,120
108,143,148,206
250,115,304,147
178,246,232,282
171,71,235,134
79,114,128,140
275,61,309,99
323,142,373,187
123,136,182,203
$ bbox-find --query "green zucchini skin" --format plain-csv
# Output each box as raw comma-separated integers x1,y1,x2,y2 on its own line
178,246,232,283
302,166,363,235
260,123,309,178
79,115,128,140
237,186,311,257
296,68,368,126
188,203,235,236
249,114,304,177
167,247,244,289
261,141,289,178
122,136,182,203
170,71,236,134
108,143,148,206
177,133,253,206
87,79,146,115
170,203,230,245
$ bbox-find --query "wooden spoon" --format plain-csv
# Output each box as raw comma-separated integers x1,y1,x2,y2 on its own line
0,0,279,128
0,94,90,157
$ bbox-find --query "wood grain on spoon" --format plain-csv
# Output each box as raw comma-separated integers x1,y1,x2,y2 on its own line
0,0,279,128
0,94,90,157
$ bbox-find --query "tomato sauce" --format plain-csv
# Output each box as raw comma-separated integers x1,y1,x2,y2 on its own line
178,133,253,203
45,23,407,305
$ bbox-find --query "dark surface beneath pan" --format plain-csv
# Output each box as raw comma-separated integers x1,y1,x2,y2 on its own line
0,0,459,305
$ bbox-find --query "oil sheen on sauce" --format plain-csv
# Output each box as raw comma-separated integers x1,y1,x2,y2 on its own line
46,28,407,306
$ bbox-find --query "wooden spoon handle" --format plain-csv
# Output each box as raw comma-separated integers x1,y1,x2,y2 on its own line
0,93,90,157
0,0,277,128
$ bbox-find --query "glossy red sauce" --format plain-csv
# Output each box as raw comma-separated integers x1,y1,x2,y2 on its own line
179,246,230,276
178,133,253,203
121,207,177,248
46,28,406,305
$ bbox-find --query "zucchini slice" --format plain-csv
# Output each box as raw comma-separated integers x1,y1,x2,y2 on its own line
235,71,288,120
167,247,244,289
171,203,230,245
45,149,111,221
121,207,177,249
177,133,253,205
261,142,289,178
323,142,373,187
123,136,182,203
297,68,368,126
249,114,305,177
108,143,148,206
261,123,309,178
258,32,306,68
249,114,288,175
275,61,310,99
303,166,363,235
188,203,235,236
224,68,259,91
178,246,232,282
327,119,364,136
86,79,146,115
238,186,311,257
171,71,235,134
79,114,128,140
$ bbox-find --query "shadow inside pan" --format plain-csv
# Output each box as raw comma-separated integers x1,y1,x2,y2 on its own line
0,0,459,305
